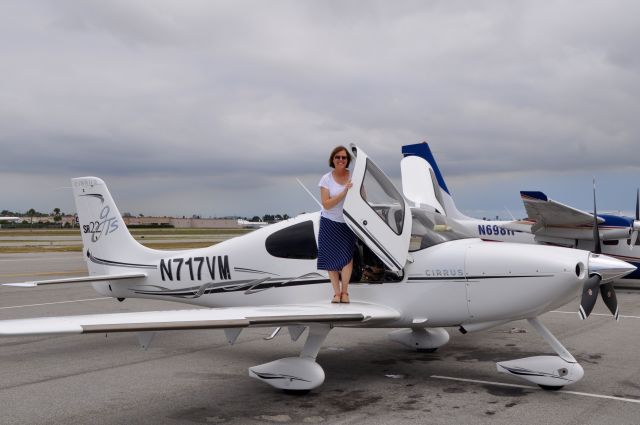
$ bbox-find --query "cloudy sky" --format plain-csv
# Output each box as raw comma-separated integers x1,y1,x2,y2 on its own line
1,0,639,219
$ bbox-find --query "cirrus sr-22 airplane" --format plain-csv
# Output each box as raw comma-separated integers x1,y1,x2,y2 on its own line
0,145,635,393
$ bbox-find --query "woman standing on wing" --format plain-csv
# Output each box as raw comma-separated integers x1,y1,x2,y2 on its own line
317,145,357,303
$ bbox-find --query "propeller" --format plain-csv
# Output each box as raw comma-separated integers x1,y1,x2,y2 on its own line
629,188,640,249
579,179,620,321
579,274,601,319
600,282,619,319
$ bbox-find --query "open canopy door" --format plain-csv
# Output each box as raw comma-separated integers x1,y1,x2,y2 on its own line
343,144,412,272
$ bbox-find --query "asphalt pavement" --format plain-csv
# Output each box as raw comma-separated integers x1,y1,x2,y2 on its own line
1,252,640,425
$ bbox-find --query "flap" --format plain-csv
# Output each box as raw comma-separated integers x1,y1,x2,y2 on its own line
2,273,147,287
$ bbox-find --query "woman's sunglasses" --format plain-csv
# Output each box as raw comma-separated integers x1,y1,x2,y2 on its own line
334,155,348,160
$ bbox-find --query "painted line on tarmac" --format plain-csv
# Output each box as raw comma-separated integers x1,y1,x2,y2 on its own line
551,310,640,320
431,375,640,404
0,297,111,310
0,270,87,278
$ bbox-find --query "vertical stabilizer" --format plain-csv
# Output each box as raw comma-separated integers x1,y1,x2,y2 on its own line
401,143,472,220
72,177,156,275
400,156,446,214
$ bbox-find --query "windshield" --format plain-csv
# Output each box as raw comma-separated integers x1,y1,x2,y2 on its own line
409,208,469,251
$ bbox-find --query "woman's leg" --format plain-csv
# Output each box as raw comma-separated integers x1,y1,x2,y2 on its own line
328,270,341,299
340,260,353,300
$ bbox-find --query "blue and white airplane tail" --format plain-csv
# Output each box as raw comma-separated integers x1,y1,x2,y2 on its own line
401,142,472,220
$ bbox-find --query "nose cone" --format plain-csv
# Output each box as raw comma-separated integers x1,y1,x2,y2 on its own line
588,253,636,282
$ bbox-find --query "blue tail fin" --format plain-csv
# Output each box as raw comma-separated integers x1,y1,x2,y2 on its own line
402,142,450,195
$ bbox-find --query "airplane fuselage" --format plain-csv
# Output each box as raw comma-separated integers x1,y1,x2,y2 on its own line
94,212,590,329
455,218,640,283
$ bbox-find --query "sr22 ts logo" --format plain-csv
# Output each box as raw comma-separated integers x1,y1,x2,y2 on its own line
83,205,119,242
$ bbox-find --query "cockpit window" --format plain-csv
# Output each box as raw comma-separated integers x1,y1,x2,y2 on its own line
409,209,469,251
265,220,318,259
360,159,405,235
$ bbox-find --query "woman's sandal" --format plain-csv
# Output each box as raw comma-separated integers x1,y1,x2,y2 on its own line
331,293,341,303
340,292,350,303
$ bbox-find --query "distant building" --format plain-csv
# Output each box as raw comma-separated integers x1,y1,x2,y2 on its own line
123,216,240,228
9,215,242,229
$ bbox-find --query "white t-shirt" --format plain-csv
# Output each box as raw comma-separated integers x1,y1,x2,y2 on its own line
319,171,349,222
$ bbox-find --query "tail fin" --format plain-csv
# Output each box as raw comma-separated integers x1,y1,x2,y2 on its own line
72,177,157,274
400,155,446,214
401,142,471,220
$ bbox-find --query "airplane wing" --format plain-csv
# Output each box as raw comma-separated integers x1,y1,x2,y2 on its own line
2,273,147,287
0,302,400,336
520,191,603,230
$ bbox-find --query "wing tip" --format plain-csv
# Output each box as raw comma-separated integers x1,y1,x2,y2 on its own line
520,191,548,202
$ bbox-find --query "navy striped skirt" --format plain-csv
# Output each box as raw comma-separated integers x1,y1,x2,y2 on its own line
317,216,357,271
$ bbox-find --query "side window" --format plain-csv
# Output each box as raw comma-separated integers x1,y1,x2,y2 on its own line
360,159,405,235
265,221,318,259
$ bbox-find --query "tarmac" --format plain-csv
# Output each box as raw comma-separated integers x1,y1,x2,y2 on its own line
2,252,640,424
0,233,236,248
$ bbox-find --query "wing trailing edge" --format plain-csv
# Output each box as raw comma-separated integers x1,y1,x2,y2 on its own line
2,273,147,288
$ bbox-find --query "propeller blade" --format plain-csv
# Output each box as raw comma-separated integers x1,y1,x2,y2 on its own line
592,179,601,254
579,275,601,320
600,282,619,321
629,189,640,248
630,230,639,249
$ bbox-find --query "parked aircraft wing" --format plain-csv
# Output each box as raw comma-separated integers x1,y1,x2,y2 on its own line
520,191,603,229
2,273,147,287
0,302,400,336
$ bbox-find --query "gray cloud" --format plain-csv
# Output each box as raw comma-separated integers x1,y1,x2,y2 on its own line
1,0,639,218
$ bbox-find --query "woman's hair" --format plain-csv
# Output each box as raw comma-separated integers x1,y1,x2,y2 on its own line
328,145,351,168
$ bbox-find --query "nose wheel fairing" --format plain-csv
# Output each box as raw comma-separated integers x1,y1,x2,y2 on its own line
497,356,584,389
496,317,584,389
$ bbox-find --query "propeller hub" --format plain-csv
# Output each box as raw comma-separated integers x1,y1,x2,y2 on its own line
588,253,636,282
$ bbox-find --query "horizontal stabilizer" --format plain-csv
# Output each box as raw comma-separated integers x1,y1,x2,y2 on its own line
0,302,400,336
3,273,147,288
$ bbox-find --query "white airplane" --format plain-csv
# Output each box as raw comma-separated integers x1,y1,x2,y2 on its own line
0,216,20,221
0,145,635,393
237,218,269,229
401,142,640,286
